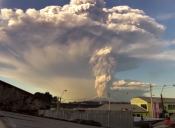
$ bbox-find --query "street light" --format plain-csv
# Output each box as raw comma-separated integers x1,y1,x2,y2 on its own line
57,90,67,110
61,90,67,99
160,85,166,118
161,85,166,95
60,90,67,105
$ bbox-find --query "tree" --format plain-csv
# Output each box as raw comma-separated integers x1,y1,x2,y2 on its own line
43,92,52,102
52,96,58,103
34,92,57,103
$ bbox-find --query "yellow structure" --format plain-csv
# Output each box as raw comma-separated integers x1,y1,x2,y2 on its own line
131,97,151,118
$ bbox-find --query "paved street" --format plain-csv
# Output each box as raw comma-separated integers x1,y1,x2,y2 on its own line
0,111,103,128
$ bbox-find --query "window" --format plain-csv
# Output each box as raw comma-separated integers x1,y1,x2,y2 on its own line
168,105,173,110
167,105,175,110
141,104,147,110
169,113,173,116
133,114,135,117
137,114,140,117
173,105,175,109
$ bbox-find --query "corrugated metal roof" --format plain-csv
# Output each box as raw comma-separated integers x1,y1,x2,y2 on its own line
136,97,175,103
96,104,148,113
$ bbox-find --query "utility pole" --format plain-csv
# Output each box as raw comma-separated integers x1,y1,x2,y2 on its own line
150,84,154,118
57,97,60,110
108,92,110,110
60,97,62,109
160,85,166,118
57,90,67,110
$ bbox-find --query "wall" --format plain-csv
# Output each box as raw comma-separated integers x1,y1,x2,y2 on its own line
40,110,134,128
153,103,159,118
163,103,175,117
0,80,49,110
152,102,175,118
133,113,149,118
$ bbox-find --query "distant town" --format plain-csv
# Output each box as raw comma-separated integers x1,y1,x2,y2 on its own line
1,79,175,128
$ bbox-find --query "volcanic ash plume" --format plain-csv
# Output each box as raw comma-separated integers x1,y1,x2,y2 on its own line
90,47,117,97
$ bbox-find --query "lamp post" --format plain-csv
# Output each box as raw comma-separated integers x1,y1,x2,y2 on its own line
160,85,166,118
150,84,154,118
57,90,67,110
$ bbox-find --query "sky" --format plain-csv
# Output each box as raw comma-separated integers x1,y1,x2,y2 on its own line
0,0,175,102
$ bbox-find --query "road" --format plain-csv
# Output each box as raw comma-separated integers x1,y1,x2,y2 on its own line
0,111,103,128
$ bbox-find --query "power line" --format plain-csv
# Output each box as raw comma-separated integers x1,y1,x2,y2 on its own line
107,86,175,96
62,95,99,101
152,87,173,88
152,85,175,88
61,85,175,101
109,88,150,96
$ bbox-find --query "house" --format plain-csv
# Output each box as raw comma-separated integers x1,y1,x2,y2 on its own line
95,104,148,117
131,97,175,118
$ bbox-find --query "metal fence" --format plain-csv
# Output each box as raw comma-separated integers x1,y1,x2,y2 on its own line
39,110,134,128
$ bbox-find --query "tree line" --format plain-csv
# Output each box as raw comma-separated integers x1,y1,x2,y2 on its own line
34,92,58,103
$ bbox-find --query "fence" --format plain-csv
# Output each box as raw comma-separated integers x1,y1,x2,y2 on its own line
39,110,134,128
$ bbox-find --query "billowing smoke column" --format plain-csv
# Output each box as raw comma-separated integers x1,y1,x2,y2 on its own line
90,47,117,97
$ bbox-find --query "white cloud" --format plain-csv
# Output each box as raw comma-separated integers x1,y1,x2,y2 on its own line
0,0,172,100
111,79,156,91
105,78,157,101
156,13,175,21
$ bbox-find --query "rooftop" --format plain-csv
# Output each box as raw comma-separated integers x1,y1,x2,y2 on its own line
96,104,148,113
0,80,50,103
0,80,33,96
136,97,175,103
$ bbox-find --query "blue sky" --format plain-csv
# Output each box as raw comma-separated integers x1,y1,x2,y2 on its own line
0,0,175,101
